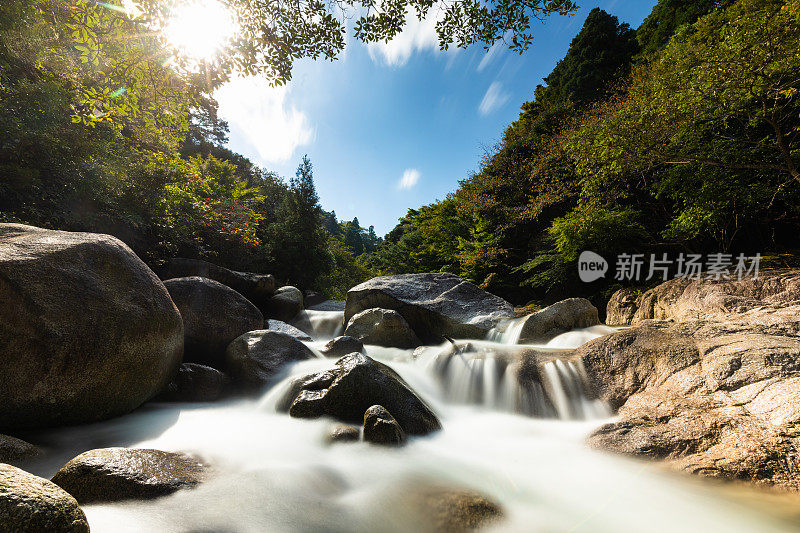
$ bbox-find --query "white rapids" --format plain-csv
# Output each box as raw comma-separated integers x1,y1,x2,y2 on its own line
20,315,799,533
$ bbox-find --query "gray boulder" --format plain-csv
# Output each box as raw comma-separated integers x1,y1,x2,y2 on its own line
345,273,514,342
515,298,600,344
268,319,312,341
363,405,406,446
344,308,421,348
0,224,183,429
164,276,263,369
264,286,304,322
51,448,208,504
320,336,364,358
226,330,317,390
157,363,228,402
0,463,89,532
159,257,276,307
280,353,441,435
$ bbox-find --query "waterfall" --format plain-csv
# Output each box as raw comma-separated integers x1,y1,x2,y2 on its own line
487,317,526,344
418,340,606,420
292,310,344,341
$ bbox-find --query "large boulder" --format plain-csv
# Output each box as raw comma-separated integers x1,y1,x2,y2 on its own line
164,276,263,369
264,286,304,322
51,448,208,504
0,435,41,464
513,298,600,344
0,224,183,429
345,273,514,342
156,363,228,402
578,308,800,489
0,463,89,533
226,330,317,390
344,308,421,348
159,257,276,308
267,319,312,342
280,353,441,435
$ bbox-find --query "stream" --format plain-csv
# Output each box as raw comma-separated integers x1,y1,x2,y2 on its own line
19,312,800,532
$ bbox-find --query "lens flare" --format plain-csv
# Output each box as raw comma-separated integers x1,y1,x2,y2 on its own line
164,0,237,62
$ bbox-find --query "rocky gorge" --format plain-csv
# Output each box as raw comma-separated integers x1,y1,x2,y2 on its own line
2,224,800,532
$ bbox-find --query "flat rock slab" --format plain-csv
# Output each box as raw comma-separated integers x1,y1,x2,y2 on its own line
268,319,313,341
51,448,209,504
0,463,89,532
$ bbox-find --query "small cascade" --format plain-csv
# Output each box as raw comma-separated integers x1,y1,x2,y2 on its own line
420,341,606,420
486,317,527,344
294,310,344,341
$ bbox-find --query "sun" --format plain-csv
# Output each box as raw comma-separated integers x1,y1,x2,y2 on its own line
164,0,238,62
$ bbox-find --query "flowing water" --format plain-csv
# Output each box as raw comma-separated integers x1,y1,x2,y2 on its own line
20,313,800,532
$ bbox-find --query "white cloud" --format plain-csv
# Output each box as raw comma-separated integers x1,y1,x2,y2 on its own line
367,14,440,67
478,81,510,116
398,168,421,189
477,40,503,72
214,77,314,164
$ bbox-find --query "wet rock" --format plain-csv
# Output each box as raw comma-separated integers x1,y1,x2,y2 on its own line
326,425,360,444
515,298,600,344
363,405,406,446
164,276,263,369
264,286,304,322
578,300,800,489
268,319,312,341
159,257,276,307
303,290,327,308
281,353,441,435
0,224,183,429
320,336,364,358
51,448,208,504
344,308,422,348
0,463,89,533
226,330,317,390
345,273,514,342
0,435,41,464
157,363,228,402
401,484,503,532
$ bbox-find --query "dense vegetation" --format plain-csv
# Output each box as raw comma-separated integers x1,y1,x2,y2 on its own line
365,0,800,305
0,0,379,297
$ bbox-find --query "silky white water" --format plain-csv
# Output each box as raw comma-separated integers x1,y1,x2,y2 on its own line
22,322,799,533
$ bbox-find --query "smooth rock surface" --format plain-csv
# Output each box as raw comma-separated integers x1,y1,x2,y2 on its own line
363,405,406,446
226,330,317,390
344,308,422,348
267,319,312,341
515,298,600,344
159,257,276,306
164,276,263,369
326,425,360,444
0,224,183,429
0,463,89,532
157,363,228,402
320,336,364,358
345,273,514,342
398,483,503,532
280,353,441,435
51,448,208,504
264,286,304,322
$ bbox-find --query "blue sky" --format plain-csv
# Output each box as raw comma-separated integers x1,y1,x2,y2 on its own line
216,0,658,235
